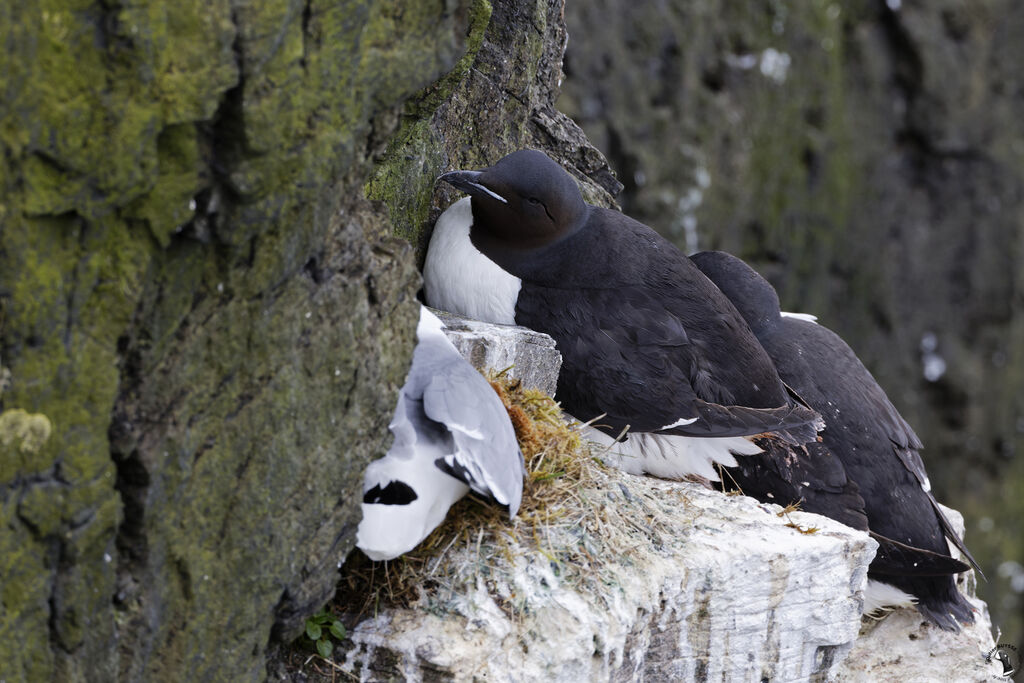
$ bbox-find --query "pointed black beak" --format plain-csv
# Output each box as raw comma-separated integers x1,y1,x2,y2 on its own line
438,170,508,204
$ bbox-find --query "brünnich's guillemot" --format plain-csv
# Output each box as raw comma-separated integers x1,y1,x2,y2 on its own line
690,250,979,631
425,149,822,480
356,305,525,561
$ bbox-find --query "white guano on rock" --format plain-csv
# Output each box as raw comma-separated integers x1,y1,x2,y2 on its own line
340,312,999,682
339,472,876,681
836,505,1001,682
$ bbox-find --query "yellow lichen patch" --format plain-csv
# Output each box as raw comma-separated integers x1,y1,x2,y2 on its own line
0,409,53,454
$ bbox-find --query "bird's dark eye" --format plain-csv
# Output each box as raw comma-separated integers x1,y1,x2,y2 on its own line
527,197,540,205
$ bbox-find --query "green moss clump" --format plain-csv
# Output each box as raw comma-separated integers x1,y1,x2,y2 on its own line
365,0,493,248
124,124,205,248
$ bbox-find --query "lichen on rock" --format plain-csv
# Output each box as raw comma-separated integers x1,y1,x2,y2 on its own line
0,408,52,455
0,0,480,679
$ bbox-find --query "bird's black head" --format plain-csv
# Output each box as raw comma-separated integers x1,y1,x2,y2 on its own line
438,149,590,257
689,251,781,334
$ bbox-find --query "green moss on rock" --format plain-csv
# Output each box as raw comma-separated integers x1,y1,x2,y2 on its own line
124,125,205,248
366,0,614,260
1,0,475,679
0,500,57,681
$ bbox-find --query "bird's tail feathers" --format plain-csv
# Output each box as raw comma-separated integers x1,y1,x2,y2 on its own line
926,491,984,577
873,573,976,632
869,531,972,577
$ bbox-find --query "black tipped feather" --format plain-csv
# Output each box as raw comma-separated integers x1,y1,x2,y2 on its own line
886,573,977,631
659,399,823,444
924,490,983,576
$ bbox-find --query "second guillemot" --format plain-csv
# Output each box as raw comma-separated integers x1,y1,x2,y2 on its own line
691,250,979,630
425,149,822,480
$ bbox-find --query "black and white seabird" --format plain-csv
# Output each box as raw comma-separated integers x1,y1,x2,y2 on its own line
690,250,980,631
356,305,526,561
425,149,822,480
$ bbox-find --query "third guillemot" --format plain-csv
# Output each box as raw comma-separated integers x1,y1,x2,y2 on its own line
425,149,822,479
690,250,979,630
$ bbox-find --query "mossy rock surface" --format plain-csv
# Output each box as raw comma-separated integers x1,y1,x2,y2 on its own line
366,0,623,266
0,0,627,678
0,0,471,679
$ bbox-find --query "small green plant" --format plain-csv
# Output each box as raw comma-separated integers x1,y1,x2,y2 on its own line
303,608,346,658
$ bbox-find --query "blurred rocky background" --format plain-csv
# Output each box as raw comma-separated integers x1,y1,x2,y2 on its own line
559,0,1023,650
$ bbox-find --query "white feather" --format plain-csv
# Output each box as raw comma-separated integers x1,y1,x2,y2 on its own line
780,311,818,323
657,416,700,431
584,426,761,481
424,197,522,325
863,579,918,615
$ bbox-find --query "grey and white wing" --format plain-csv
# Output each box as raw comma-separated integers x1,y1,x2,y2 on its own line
422,354,525,516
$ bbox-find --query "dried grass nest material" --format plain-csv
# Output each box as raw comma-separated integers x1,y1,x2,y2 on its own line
334,370,698,621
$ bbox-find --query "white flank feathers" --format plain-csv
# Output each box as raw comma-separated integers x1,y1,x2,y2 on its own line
356,306,524,561
584,426,762,481
863,579,918,615
424,197,522,325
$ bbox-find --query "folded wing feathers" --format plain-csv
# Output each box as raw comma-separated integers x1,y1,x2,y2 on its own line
869,530,973,577
925,490,983,575
419,333,525,516
889,440,980,574
660,398,824,445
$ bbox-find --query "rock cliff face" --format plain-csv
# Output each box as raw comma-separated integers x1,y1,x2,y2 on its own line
559,0,1024,641
0,0,470,679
